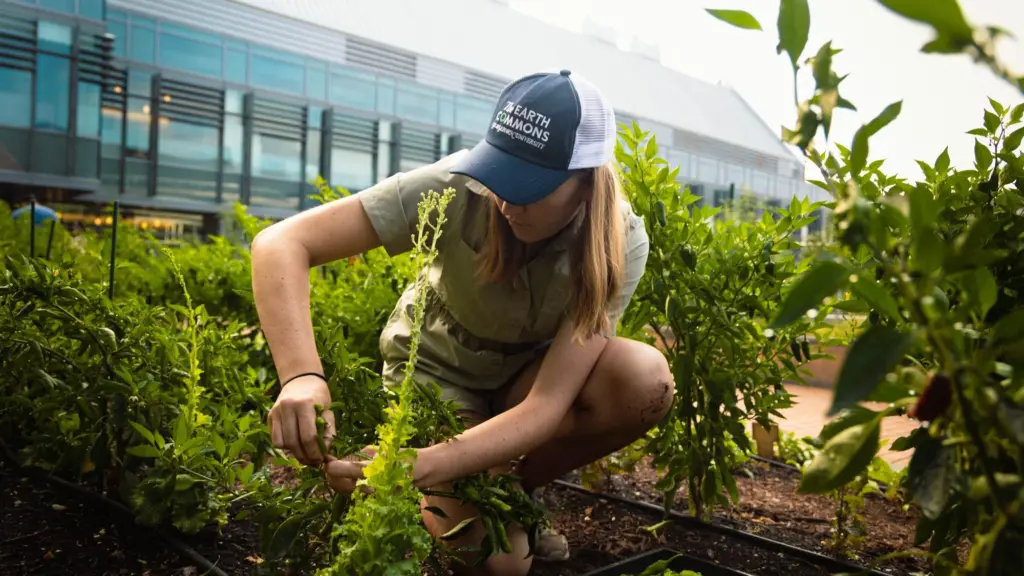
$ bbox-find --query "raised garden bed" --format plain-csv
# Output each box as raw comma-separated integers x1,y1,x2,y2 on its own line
564,457,937,575
3,455,925,576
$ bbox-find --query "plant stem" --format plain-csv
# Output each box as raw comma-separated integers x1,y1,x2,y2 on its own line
953,371,1009,515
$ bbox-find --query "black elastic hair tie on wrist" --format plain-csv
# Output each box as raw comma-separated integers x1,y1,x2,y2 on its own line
282,372,327,387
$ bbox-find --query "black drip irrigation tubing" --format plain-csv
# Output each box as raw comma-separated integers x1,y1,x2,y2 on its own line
552,479,892,576
2,462,228,576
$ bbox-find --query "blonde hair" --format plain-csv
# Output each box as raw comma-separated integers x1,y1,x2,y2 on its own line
476,161,625,343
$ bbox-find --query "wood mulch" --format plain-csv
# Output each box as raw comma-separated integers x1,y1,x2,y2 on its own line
569,455,970,575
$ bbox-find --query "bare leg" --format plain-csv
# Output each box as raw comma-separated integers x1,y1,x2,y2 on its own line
419,337,673,575
495,337,674,492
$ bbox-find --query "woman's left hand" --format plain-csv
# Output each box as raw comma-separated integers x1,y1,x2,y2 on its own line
324,446,377,494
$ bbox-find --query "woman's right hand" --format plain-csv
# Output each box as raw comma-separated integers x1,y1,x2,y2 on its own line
268,375,336,465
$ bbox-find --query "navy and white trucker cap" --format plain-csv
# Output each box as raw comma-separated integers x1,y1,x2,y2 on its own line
450,69,616,206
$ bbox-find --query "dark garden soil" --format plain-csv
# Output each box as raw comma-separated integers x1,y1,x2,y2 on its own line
2,457,946,576
561,456,945,575
0,461,260,576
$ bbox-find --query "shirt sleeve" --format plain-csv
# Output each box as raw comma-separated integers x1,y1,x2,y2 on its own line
604,211,650,337
357,155,464,257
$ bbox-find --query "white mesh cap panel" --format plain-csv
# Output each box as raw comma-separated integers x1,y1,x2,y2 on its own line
566,73,616,170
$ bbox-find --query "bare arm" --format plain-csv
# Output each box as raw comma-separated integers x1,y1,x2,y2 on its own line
413,318,609,487
253,195,384,464
251,194,383,381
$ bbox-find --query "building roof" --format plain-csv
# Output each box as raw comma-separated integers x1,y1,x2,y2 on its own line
227,0,799,164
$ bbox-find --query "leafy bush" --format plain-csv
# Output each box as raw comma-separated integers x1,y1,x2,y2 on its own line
616,126,832,519
707,0,1024,573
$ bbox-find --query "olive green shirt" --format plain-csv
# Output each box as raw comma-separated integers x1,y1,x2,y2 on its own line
358,150,649,392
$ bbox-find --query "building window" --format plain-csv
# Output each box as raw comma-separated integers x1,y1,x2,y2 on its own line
395,81,439,125
39,0,74,15
128,69,152,97
399,125,439,173
0,68,32,128
106,21,126,58
251,47,304,95
100,103,123,195
37,21,71,54
330,68,376,111
726,163,746,188
438,93,455,129
751,170,770,196
713,188,733,208
130,25,156,64
158,117,219,202
252,133,301,181
34,55,70,131
306,65,326,101
221,90,244,202
376,77,394,115
377,119,393,179
668,149,691,179
222,116,243,172
330,148,374,191
158,32,222,78
698,157,718,184
226,49,247,84
76,81,101,137
455,95,491,134
125,97,150,156
159,118,219,170
78,0,104,20
307,127,322,182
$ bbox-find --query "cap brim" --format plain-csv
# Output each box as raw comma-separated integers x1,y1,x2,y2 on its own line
450,140,572,206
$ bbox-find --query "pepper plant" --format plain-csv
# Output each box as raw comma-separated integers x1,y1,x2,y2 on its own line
707,0,1024,573
616,124,833,520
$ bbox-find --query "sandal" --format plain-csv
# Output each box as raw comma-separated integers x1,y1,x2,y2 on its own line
533,527,570,561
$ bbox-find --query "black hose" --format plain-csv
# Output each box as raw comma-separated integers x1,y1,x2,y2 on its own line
6,463,229,576
552,479,891,576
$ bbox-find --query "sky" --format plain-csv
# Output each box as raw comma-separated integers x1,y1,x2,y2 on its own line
508,0,1024,181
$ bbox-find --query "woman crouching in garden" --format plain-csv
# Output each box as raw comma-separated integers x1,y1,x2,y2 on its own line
251,69,674,576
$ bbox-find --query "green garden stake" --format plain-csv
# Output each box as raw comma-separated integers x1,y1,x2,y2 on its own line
29,200,35,258
45,219,56,260
108,201,119,300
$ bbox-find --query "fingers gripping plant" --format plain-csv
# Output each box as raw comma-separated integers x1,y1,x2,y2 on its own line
319,187,455,575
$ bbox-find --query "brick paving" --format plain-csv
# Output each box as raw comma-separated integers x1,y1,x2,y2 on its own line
775,383,919,470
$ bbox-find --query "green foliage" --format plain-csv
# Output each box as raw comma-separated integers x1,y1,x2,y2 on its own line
616,124,831,520
705,8,761,30
731,0,1024,569
320,188,454,575
579,438,648,492
625,552,702,576
0,176,546,574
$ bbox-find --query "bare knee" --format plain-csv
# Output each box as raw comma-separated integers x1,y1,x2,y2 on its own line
577,338,674,428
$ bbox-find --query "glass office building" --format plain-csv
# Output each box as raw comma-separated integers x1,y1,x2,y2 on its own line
0,0,826,238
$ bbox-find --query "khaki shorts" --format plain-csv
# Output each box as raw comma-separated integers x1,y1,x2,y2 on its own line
437,384,502,420
383,350,545,421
